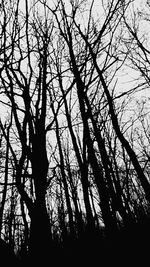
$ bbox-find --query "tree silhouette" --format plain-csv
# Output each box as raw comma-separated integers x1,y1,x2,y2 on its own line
0,0,150,265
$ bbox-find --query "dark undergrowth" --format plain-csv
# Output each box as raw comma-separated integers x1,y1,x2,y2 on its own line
15,216,150,266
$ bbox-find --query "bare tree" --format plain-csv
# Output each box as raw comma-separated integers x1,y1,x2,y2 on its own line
0,0,150,264
0,0,54,262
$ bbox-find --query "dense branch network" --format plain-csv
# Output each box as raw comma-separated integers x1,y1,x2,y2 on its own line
0,0,150,264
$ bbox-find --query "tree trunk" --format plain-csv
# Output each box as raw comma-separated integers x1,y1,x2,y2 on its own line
51,96,75,238
59,78,95,231
0,127,9,236
28,124,52,262
67,163,84,237
76,22,150,202
29,200,52,262
93,55,150,202
66,37,118,235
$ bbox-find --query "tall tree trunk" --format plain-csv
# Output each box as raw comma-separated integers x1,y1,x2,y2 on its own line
29,125,52,262
76,23,150,202
67,40,118,235
92,53,150,202
84,95,132,225
79,84,117,235
29,200,52,262
55,115,75,238
58,76,95,231
66,161,84,237
0,126,9,236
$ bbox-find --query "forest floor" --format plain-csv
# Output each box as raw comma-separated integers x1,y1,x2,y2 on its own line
18,217,150,266
57,218,150,267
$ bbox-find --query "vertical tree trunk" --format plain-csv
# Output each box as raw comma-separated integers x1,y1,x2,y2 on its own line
67,162,84,237
59,77,95,231
75,21,150,202
29,201,52,261
50,90,75,238
84,95,132,225
55,119,75,238
92,54,150,202
29,125,52,262
0,125,10,236
20,198,29,259
57,180,68,242
67,40,118,235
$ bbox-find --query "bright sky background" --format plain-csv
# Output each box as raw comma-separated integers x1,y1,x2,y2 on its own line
0,0,150,129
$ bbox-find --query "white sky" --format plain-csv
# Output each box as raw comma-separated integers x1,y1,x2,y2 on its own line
0,0,150,134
